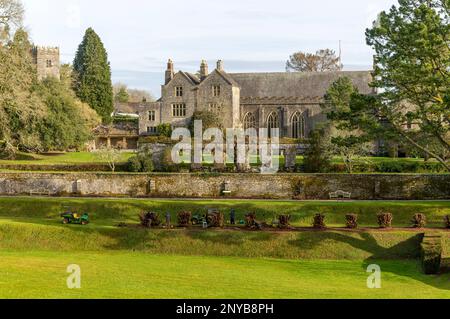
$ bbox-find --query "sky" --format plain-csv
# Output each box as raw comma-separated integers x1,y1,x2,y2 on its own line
22,0,398,97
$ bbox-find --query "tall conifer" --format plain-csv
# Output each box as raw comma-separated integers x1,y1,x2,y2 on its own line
73,28,113,123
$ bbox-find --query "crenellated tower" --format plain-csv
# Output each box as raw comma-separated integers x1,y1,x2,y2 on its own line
31,46,60,80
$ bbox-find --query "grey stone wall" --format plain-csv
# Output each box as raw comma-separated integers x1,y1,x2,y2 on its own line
0,172,448,200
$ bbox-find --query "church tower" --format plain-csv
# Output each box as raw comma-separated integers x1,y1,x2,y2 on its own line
31,46,60,80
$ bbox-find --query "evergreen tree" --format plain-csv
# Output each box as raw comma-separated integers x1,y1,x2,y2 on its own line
73,28,113,123
115,86,129,103
303,125,333,173
365,0,450,170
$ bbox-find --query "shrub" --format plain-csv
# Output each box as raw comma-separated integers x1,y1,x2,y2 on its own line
156,123,173,137
127,156,142,172
127,153,154,173
303,127,332,173
444,216,450,228
141,156,154,172
177,211,192,227
207,212,224,228
377,212,393,228
345,214,358,229
139,212,161,228
411,213,427,228
245,212,261,230
421,235,442,275
313,214,326,229
278,215,291,229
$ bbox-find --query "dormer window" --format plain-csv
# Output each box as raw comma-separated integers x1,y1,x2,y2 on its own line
175,86,183,97
46,59,53,68
212,85,221,97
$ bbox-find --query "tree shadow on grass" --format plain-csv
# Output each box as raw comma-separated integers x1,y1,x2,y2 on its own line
289,230,450,291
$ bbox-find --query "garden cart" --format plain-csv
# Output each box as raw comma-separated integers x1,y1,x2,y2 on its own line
61,207,90,225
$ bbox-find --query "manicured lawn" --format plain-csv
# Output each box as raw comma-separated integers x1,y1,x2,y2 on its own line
0,197,449,299
0,152,445,173
0,251,449,299
0,197,448,227
0,152,134,165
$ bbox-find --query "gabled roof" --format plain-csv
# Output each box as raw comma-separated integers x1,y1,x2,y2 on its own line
228,71,373,99
214,69,239,86
176,71,200,85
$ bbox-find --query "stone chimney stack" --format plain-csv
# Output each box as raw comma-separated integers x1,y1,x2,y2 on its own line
165,59,174,85
216,60,224,71
200,60,209,80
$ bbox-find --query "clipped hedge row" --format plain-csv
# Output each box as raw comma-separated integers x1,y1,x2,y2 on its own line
331,161,445,173
420,234,443,275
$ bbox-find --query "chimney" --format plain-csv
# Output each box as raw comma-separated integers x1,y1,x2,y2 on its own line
216,60,224,71
200,60,209,80
165,59,174,85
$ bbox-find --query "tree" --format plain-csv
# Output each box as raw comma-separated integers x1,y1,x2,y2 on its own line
366,0,450,170
96,146,122,172
37,66,100,151
73,28,113,124
286,49,343,72
303,125,333,173
0,0,24,41
322,77,373,173
115,86,129,103
188,111,223,133
157,123,172,137
113,82,155,103
0,28,45,155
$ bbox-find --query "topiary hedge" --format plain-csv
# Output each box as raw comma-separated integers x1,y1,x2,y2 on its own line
421,234,442,275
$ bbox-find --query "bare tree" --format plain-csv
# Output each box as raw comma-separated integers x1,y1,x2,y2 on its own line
96,147,122,172
0,0,24,40
286,49,343,72
113,82,155,103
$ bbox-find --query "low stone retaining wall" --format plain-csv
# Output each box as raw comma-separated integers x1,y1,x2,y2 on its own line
0,172,448,200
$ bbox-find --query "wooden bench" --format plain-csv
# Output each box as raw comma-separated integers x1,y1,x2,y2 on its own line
329,190,351,200
29,189,54,196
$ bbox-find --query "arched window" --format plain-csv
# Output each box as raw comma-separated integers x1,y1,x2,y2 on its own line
267,112,279,138
292,112,306,138
243,112,256,130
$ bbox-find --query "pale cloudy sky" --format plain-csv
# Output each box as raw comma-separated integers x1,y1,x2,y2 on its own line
22,0,398,96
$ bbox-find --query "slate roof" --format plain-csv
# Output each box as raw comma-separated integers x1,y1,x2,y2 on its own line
93,123,139,137
228,71,373,100
114,102,155,115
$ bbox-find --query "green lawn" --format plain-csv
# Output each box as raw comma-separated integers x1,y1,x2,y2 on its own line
0,197,448,228
0,152,134,165
0,197,449,298
0,152,445,173
0,251,449,299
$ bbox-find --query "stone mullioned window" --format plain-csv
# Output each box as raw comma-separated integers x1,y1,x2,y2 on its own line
172,103,187,117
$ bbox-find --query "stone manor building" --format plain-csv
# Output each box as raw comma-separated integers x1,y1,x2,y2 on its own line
139,59,374,138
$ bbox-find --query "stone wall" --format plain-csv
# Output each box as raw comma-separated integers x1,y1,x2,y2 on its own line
0,172,448,200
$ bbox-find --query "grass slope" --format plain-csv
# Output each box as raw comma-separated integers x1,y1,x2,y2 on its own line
0,197,449,298
0,152,134,165
0,252,449,299
0,197,449,227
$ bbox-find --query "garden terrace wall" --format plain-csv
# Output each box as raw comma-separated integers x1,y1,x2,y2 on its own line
0,172,448,200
